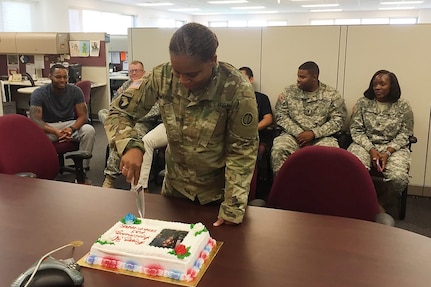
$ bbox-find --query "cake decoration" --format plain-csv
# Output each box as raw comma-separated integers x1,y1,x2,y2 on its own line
84,216,217,282
169,244,191,259
120,213,142,224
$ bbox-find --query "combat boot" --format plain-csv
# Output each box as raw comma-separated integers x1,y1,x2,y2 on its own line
102,175,115,188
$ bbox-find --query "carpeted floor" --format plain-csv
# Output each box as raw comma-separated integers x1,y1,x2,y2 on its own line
57,121,431,238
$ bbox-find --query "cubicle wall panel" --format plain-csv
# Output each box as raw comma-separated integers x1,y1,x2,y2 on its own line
260,26,343,107
129,28,175,71
211,27,262,89
129,27,262,89
343,24,431,191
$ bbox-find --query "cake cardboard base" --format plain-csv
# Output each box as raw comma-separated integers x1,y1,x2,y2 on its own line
77,241,223,286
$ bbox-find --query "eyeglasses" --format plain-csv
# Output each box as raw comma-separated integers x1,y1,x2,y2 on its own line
129,69,143,74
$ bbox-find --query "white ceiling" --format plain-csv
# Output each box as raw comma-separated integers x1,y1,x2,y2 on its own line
97,0,431,15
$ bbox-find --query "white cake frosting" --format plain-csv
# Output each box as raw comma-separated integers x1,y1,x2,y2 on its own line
85,215,216,282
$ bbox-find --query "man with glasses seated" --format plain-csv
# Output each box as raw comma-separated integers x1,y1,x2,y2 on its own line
99,60,146,123
99,60,155,188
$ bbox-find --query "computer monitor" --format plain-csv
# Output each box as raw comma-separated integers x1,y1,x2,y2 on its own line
68,64,82,83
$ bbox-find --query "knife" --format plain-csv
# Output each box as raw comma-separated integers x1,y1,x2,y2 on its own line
131,179,145,218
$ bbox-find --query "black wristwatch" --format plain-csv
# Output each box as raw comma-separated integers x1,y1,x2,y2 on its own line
69,126,77,133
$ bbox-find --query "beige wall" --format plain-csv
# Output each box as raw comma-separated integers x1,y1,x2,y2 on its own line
129,25,431,195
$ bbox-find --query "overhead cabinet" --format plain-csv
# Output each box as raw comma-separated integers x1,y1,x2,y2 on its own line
16,33,69,54
0,33,70,55
0,33,17,54
0,33,70,54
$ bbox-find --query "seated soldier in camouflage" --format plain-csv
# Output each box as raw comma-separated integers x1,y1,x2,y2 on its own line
100,61,150,188
271,61,347,175
348,70,414,199
104,23,258,227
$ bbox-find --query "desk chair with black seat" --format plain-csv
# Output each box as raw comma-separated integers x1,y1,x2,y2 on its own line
266,146,394,226
53,140,91,184
52,80,93,183
0,114,59,179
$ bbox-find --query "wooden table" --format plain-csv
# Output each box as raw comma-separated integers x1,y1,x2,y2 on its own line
1,173,431,287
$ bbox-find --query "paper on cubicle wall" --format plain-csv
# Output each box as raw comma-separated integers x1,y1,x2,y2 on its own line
90,41,100,57
69,41,90,57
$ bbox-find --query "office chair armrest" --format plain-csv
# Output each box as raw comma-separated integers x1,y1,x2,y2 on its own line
15,172,37,178
375,212,395,226
65,151,92,161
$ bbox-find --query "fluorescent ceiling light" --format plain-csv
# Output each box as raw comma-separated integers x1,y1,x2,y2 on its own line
137,2,173,7
310,9,343,12
247,10,278,14
193,12,221,15
169,8,201,12
381,1,423,4
379,6,415,10
231,6,265,10
208,0,248,4
302,4,339,8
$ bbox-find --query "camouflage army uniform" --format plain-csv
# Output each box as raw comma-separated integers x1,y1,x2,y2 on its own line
105,62,258,224
98,79,134,124
104,78,159,178
271,82,347,174
347,97,414,196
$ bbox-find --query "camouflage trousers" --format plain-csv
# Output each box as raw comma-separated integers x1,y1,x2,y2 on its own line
348,143,411,196
271,133,339,175
104,122,151,178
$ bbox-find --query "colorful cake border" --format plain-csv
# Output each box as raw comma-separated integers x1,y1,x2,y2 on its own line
77,241,223,287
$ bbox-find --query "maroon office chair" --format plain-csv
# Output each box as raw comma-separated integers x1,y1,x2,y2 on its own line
0,114,59,179
267,146,392,224
76,80,92,124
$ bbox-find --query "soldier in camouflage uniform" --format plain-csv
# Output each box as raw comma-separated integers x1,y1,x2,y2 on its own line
104,23,258,226
99,60,146,124
100,60,151,188
271,61,347,174
348,70,414,197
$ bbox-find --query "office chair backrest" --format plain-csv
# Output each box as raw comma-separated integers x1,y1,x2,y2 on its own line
76,80,91,106
0,114,59,179
76,80,92,124
267,146,380,222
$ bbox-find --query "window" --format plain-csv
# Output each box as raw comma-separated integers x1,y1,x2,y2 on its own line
69,9,134,34
311,17,417,26
362,18,390,25
310,19,334,25
268,20,288,26
335,19,360,25
1,1,31,32
390,18,417,24
228,20,247,27
209,21,228,27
